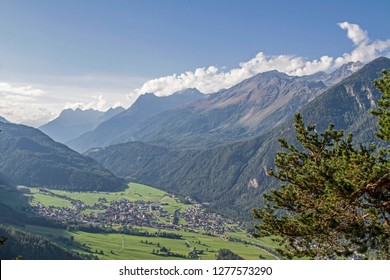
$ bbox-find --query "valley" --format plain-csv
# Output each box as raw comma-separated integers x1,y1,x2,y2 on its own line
1,57,389,260
0,183,279,260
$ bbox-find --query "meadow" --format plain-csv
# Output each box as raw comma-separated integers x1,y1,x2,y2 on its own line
4,183,279,260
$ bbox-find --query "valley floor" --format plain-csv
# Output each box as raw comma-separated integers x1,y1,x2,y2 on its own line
0,183,280,260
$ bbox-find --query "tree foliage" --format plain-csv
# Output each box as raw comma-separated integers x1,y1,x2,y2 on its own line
372,70,390,141
0,226,97,260
216,248,244,260
253,70,390,259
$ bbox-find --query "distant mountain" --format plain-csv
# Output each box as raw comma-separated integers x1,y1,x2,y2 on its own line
108,62,364,149
68,63,363,152
0,116,9,123
39,106,125,143
0,122,125,191
112,71,325,148
324,61,364,85
67,88,204,153
87,57,390,218
304,61,364,86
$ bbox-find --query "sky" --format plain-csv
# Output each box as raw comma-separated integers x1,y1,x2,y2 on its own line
1,0,390,126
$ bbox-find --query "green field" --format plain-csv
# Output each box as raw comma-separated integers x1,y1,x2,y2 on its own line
2,182,279,260
24,183,194,221
25,225,277,260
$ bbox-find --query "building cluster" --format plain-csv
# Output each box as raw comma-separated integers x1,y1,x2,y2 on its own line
29,190,244,235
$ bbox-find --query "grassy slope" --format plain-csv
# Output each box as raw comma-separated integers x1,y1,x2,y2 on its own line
7,183,278,260
26,225,277,260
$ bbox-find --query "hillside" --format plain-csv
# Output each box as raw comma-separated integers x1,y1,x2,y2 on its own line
0,122,125,191
68,63,362,152
0,183,279,260
87,57,390,217
0,225,95,260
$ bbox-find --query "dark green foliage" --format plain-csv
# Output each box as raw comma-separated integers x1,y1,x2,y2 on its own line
216,248,244,260
0,226,96,260
0,236,6,248
371,70,390,141
0,122,125,191
253,69,390,259
87,138,269,218
0,186,65,229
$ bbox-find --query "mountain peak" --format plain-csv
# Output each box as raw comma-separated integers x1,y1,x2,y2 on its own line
344,56,390,81
0,116,9,123
253,69,290,80
173,87,202,96
39,107,124,143
334,61,364,74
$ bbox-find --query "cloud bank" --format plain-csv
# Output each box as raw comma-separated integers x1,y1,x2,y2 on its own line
132,22,390,97
64,95,109,111
1,22,389,126
0,76,135,126
0,82,55,126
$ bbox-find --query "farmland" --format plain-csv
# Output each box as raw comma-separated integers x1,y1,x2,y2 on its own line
3,183,279,260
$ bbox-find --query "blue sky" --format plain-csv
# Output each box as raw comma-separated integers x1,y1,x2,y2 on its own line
1,0,390,126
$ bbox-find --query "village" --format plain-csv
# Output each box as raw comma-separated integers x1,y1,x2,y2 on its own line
28,189,245,236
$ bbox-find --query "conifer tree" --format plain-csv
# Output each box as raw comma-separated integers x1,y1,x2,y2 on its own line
372,70,390,141
253,70,390,259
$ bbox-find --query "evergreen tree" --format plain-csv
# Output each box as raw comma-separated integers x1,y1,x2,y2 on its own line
253,70,390,259
216,249,244,260
372,70,390,141
0,236,6,248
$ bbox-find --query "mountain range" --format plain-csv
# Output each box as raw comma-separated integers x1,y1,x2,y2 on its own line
39,106,125,143
66,62,363,153
2,58,387,218
67,88,204,152
86,57,390,217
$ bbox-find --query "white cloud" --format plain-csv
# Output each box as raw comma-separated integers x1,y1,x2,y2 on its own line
0,75,142,127
131,22,390,97
0,82,45,97
2,22,390,127
0,82,56,126
338,22,369,45
64,95,107,111
335,22,390,67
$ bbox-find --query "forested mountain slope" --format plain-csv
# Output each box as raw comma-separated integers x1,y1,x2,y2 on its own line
87,57,390,217
0,122,125,191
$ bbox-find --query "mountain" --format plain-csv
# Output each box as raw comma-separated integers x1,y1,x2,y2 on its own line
39,106,125,143
67,88,204,153
323,61,364,85
305,61,364,86
0,116,9,123
107,62,364,149
87,57,390,218
0,121,125,191
68,63,363,152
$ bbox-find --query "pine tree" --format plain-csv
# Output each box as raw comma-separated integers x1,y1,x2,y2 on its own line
0,236,6,248
372,70,390,141
253,70,390,259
